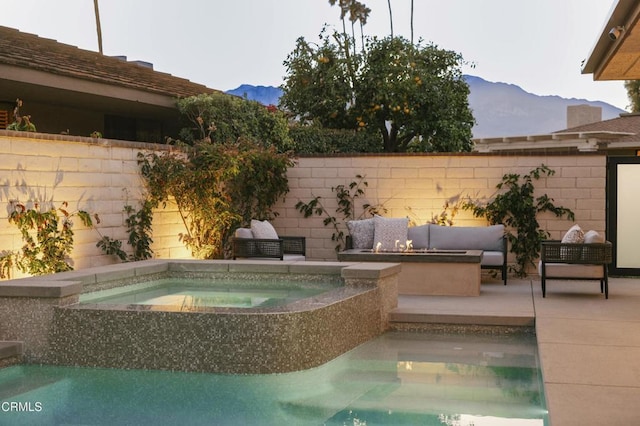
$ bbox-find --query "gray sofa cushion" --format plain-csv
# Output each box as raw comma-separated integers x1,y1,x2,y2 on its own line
407,224,429,249
429,224,504,251
481,251,504,266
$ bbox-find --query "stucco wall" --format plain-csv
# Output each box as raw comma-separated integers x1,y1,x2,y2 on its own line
0,131,191,279
1,132,608,276
272,154,607,262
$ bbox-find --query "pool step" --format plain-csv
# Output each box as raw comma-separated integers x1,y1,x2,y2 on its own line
388,310,534,327
0,341,22,360
0,341,23,368
281,378,544,422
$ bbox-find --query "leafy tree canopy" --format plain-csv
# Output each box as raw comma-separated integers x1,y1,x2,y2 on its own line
280,31,475,152
624,80,640,113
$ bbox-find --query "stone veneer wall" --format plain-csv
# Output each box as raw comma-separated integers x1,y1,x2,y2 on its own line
272,153,607,264
1,132,607,272
0,131,191,279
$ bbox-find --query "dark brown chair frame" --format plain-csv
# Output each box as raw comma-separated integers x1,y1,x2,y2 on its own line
232,236,306,260
540,240,613,298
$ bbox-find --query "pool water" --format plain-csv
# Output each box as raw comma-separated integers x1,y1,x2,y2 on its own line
0,331,548,426
79,278,328,309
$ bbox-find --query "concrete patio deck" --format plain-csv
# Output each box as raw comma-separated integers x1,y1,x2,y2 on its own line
391,275,640,426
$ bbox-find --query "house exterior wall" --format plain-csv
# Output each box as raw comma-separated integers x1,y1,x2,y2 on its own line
272,154,607,262
0,131,191,279
0,132,608,278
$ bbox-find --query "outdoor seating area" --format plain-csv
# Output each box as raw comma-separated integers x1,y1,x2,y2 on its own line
337,217,507,296
340,217,508,282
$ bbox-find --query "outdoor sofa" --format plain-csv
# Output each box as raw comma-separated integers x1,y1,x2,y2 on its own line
340,216,508,284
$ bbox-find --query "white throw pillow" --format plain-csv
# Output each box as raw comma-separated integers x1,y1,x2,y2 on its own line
346,218,375,249
560,224,584,260
250,220,278,239
235,228,254,239
561,224,584,244
373,216,409,251
584,230,605,244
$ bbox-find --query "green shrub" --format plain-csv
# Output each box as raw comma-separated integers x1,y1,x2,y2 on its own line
289,125,383,154
176,93,294,153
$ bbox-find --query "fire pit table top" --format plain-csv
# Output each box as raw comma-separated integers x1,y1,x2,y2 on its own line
337,249,483,264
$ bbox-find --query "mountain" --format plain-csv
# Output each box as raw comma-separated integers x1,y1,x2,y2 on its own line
465,75,625,138
226,84,283,107
226,76,626,138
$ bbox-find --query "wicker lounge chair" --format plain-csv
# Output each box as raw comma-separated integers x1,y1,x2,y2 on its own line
231,223,306,260
539,240,613,298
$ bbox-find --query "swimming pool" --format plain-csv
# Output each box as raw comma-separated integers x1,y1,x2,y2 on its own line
0,331,548,426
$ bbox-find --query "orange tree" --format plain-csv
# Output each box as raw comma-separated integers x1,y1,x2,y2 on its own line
280,32,475,152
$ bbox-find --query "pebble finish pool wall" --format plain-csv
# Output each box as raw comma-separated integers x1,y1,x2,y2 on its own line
0,260,400,374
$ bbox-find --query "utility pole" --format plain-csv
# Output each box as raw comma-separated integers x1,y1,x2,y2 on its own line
410,0,414,43
94,0,103,54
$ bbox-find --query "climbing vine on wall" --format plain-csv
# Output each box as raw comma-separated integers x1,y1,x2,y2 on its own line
463,164,575,277
138,139,293,259
295,174,386,252
95,200,155,262
1,201,93,277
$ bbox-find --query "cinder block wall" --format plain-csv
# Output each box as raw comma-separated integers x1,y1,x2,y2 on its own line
272,153,607,262
1,132,607,275
0,132,191,279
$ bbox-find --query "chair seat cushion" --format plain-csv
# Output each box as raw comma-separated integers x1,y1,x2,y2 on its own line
538,261,604,279
241,254,305,261
283,254,306,261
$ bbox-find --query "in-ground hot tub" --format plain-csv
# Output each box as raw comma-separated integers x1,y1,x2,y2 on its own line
0,260,400,374
78,276,337,310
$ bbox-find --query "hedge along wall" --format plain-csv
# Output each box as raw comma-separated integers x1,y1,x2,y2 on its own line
0,131,191,279
271,153,607,263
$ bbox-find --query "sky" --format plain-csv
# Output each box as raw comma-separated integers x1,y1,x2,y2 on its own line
1,0,630,111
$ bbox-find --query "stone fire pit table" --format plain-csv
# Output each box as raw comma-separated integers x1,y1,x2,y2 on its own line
338,249,483,296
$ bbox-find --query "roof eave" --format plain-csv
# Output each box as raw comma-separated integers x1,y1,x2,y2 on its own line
582,0,640,80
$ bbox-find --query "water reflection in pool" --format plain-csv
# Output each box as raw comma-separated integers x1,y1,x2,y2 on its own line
0,331,547,425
